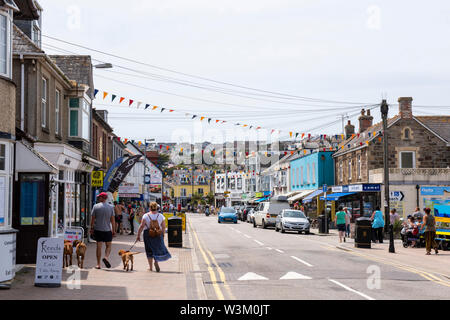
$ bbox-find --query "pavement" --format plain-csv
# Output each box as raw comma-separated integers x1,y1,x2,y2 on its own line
0,229,207,300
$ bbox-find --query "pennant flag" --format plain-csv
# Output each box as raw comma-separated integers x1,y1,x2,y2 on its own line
216,120,220,123
166,146,170,150
103,92,108,100
124,139,128,144
324,135,327,139
351,134,355,138
378,137,382,142
304,150,307,154
290,151,294,155
271,129,275,134
129,100,134,107
94,89,99,98
320,134,323,140
201,117,205,121
243,124,248,127
117,137,121,142
357,133,360,138
119,97,125,104
222,121,226,124
373,131,377,136
301,133,305,139
366,140,369,145
290,132,293,138
341,134,344,139
137,102,142,109
145,104,150,110
256,127,261,130
295,133,299,138
192,115,197,119
152,106,158,110
138,141,142,146
208,118,211,124
308,134,311,139
112,94,117,102
169,110,174,112
161,108,166,113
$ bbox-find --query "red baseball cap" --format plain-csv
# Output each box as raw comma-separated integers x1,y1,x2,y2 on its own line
97,192,108,198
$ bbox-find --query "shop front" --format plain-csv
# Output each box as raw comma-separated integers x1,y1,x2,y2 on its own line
421,186,450,242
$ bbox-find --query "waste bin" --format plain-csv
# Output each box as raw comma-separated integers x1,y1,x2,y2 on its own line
318,215,329,234
168,216,183,248
355,217,372,248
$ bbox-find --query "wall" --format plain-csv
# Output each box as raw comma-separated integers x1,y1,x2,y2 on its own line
290,152,334,191
0,78,16,136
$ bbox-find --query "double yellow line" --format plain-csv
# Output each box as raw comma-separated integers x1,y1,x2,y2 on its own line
189,220,235,300
346,249,450,288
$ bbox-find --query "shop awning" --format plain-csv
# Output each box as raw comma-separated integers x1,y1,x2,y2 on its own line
302,189,324,204
15,142,58,174
320,192,356,201
288,190,315,202
255,197,269,203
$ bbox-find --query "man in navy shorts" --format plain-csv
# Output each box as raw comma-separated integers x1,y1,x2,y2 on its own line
90,192,115,269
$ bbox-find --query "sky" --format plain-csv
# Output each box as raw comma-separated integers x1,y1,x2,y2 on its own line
40,0,450,143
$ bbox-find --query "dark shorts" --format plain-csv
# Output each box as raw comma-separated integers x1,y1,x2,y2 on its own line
337,224,346,232
115,215,122,223
94,230,113,242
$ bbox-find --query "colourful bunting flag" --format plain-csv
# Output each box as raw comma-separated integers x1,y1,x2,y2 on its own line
94,89,99,98
103,92,108,100
112,94,117,102
161,108,166,113
129,100,134,106
119,97,125,104
145,104,150,110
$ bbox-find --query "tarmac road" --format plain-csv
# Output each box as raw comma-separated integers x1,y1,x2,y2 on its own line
188,213,450,300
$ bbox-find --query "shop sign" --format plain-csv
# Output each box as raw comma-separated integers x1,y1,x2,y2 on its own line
35,238,63,287
91,171,104,187
63,227,84,242
0,177,5,226
420,187,450,196
119,184,140,194
0,233,16,282
255,192,263,198
363,184,381,192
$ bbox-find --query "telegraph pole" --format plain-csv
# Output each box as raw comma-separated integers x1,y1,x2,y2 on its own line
381,100,395,253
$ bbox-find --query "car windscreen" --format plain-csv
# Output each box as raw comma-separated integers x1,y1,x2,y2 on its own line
268,202,291,214
221,208,236,213
283,210,306,218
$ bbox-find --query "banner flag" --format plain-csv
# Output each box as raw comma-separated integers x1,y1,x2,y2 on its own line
103,92,108,100
152,106,158,110
102,157,124,192
192,115,197,119
201,117,205,121
145,104,150,110
112,94,117,102
94,89,99,98
161,108,166,112
107,155,142,192
137,102,142,109
120,97,125,104
129,100,134,107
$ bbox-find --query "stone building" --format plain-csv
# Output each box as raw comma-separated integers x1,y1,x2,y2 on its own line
332,98,450,222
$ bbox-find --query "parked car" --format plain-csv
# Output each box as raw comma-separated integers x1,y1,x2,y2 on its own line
247,208,255,223
275,209,310,234
253,199,291,229
239,205,256,221
218,207,238,224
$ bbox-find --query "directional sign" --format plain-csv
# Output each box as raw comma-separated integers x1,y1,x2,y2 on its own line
390,191,404,201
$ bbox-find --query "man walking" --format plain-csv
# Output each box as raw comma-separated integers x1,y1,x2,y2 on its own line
90,192,115,269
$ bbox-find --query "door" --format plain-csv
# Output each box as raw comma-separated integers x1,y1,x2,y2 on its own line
13,173,49,264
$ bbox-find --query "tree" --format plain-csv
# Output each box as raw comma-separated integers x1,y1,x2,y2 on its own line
190,192,203,207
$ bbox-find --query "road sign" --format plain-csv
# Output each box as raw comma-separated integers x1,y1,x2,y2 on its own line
390,191,404,201
323,185,328,193
91,170,104,187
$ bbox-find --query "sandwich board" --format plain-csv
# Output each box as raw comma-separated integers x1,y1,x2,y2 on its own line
34,238,64,288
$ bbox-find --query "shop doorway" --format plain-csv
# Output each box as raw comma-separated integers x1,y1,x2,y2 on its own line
13,173,49,264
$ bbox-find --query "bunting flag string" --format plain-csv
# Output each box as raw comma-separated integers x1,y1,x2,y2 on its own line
95,88,380,143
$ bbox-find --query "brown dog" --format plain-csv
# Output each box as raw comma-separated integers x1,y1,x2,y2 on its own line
73,240,87,269
63,240,73,268
118,250,141,272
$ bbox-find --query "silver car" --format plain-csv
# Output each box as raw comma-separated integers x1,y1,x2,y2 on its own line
275,209,310,234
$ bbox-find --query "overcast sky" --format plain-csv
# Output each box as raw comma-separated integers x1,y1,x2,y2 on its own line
41,0,450,143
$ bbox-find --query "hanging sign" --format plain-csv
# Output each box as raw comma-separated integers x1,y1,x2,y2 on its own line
34,238,64,288
91,170,104,187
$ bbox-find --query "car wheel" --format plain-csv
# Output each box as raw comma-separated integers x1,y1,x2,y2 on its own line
218,220,221,223
275,225,279,232
298,231,302,234
234,221,237,224
253,219,257,228
305,230,310,235
281,224,285,233
262,220,266,229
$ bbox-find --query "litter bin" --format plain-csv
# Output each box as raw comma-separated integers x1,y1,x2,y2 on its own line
168,216,183,248
355,217,372,248
318,215,329,234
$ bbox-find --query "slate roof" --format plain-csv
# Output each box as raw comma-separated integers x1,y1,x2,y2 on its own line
415,116,450,143
13,0,40,20
12,23,43,54
50,55,95,99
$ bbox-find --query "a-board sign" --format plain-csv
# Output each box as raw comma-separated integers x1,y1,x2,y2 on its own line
34,238,64,288
63,227,84,242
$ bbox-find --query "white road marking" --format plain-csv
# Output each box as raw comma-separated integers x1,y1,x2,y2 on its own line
244,234,251,239
275,249,284,253
238,272,268,281
328,279,375,300
254,240,264,246
235,230,242,234
290,256,313,267
267,247,273,250
280,272,312,280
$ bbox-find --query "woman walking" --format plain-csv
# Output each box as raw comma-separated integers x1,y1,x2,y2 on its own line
335,206,347,243
137,202,172,272
370,206,385,243
420,208,439,255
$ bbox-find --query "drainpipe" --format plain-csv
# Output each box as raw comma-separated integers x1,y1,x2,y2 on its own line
416,184,420,208
20,54,25,131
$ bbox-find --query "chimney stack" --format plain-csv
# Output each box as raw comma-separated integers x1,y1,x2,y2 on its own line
358,108,374,133
398,97,413,119
345,120,355,139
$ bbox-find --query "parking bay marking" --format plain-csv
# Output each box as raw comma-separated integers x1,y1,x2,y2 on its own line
254,240,264,246
275,249,284,253
244,234,252,239
291,256,313,267
328,279,375,300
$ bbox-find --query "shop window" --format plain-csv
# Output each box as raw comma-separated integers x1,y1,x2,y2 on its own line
198,188,204,195
0,144,5,170
400,151,415,169
19,175,46,226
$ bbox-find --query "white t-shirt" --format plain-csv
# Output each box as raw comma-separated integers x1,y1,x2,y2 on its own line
142,212,165,230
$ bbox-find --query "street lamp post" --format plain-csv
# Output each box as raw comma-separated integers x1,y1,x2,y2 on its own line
381,100,395,253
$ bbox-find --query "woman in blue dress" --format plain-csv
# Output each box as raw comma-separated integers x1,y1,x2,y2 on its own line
136,202,172,272
370,206,385,243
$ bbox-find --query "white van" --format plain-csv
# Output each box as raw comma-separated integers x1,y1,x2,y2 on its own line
253,200,291,229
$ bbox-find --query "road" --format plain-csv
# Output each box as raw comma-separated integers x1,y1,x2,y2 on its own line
188,213,450,300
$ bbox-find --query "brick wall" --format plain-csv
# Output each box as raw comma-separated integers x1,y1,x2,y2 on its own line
0,78,16,136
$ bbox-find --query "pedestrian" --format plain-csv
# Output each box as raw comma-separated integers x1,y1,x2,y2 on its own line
122,204,131,233
178,203,182,213
419,208,439,255
390,208,400,225
129,204,136,235
335,206,347,243
412,207,423,220
370,206,385,243
114,201,123,235
344,207,351,238
90,192,115,269
136,202,172,272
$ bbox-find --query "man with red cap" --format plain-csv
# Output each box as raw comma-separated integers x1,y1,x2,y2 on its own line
90,192,115,269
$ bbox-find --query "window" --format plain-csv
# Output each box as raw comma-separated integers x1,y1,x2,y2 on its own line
400,151,415,169
181,188,186,197
300,167,303,185
55,90,60,134
237,178,242,190
41,78,47,128
348,159,352,181
0,144,5,170
404,128,410,139
0,8,13,78
339,161,343,182
357,155,361,179
69,97,91,140
307,164,310,184
198,188,204,195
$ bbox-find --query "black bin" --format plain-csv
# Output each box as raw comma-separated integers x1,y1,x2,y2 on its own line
318,215,329,234
355,217,372,248
168,216,183,248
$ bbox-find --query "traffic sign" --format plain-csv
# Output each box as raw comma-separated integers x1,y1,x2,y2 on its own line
390,191,404,201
